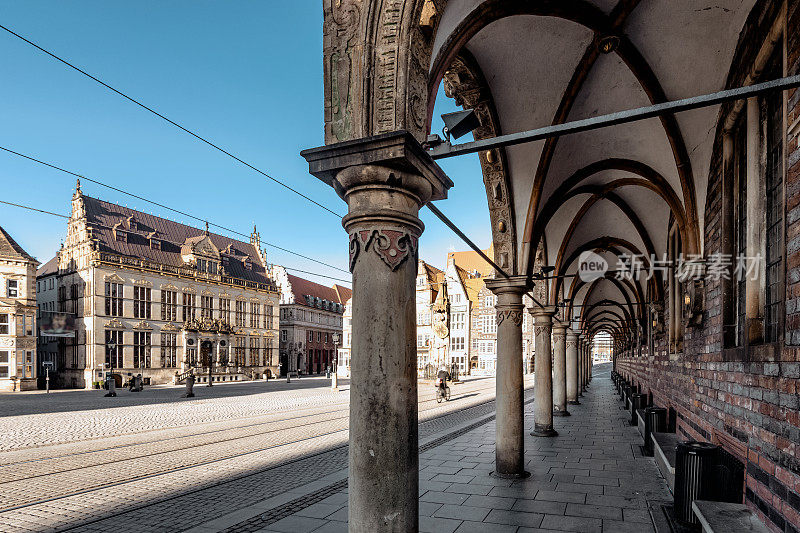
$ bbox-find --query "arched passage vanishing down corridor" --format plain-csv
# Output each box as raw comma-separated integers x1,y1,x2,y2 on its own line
302,1,800,531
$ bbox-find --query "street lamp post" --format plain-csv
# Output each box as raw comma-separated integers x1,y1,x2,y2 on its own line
105,343,117,397
331,333,340,391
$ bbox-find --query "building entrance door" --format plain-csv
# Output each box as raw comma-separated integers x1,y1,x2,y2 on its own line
200,341,213,368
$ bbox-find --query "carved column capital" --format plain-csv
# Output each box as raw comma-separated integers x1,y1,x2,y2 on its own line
302,132,453,273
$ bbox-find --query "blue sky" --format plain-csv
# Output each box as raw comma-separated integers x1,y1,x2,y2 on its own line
0,1,490,285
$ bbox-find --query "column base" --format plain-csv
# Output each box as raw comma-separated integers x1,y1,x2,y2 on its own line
553,409,571,417
568,400,581,405
531,426,558,437
490,470,531,480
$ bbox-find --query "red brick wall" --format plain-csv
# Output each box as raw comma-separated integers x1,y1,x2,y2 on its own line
617,2,800,531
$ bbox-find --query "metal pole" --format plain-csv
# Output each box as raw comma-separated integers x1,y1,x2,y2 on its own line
429,75,800,159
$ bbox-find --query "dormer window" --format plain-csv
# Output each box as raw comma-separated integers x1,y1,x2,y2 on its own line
150,239,160,250
115,230,126,242
126,215,136,230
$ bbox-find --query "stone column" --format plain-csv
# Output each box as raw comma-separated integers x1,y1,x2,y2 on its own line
552,324,569,416
584,341,590,388
531,307,558,437
486,276,531,478
566,330,579,405
302,132,452,533
577,337,584,397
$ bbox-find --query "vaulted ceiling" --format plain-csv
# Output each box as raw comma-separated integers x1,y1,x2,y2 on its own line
427,0,757,339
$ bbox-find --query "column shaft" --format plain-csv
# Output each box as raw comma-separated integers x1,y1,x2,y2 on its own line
302,133,453,533
486,277,531,478
552,325,569,416
566,332,579,405
531,309,557,437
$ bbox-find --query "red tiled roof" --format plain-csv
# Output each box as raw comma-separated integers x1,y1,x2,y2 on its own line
333,284,352,305
82,195,271,285
286,273,349,308
0,225,36,262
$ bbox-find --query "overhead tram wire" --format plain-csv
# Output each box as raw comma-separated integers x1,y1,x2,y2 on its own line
0,145,349,275
0,199,352,284
0,23,343,219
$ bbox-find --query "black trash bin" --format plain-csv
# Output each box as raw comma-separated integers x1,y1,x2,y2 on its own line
629,393,646,425
674,441,719,526
643,407,667,455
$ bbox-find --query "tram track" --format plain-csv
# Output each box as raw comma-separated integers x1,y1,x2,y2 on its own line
0,379,501,514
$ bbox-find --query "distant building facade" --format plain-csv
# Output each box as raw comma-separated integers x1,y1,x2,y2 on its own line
36,256,59,381
271,265,350,376
54,181,279,388
0,225,39,391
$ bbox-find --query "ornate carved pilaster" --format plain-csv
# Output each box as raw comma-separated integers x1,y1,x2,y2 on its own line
442,51,517,274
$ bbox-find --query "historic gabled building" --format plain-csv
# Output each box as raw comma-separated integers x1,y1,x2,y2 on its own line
35,256,59,380
0,225,39,391
55,181,279,388
444,256,471,375
271,265,350,376
415,259,445,374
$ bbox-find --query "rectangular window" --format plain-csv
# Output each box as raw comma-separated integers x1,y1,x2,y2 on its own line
25,315,33,336
249,337,260,366
481,313,496,334
219,298,231,323
265,305,273,329
7,279,18,298
451,312,465,330
201,295,213,319
161,290,177,322
133,331,151,368
250,303,260,328
105,282,123,317
0,350,8,378
450,337,465,351
308,330,314,342
0,313,8,334
105,329,123,368
234,336,246,366
764,54,784,343
161,333,177,368
235,300,246,327
182,293,196,322
133,286,151,319
281,329,287,342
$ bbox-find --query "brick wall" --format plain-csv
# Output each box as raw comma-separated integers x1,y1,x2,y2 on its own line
616,2,800,532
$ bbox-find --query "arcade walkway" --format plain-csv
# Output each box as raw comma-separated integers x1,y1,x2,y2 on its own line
199,364,670,533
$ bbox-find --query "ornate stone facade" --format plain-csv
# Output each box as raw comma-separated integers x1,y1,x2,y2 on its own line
0,225,39,391
53,183,279,388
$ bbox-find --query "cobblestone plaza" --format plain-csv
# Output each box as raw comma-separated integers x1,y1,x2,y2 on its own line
0,375,534,532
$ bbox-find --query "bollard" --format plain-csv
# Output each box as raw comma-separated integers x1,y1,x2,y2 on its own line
104,376,117,397
182,374,195,398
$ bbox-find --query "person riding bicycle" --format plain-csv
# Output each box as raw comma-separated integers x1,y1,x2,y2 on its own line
436,367,450,392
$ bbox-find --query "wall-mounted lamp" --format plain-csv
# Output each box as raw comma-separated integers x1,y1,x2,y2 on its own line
441,109,481,141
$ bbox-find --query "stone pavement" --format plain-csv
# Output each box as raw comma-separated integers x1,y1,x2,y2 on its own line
202,363,670,532
0,376,526,532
